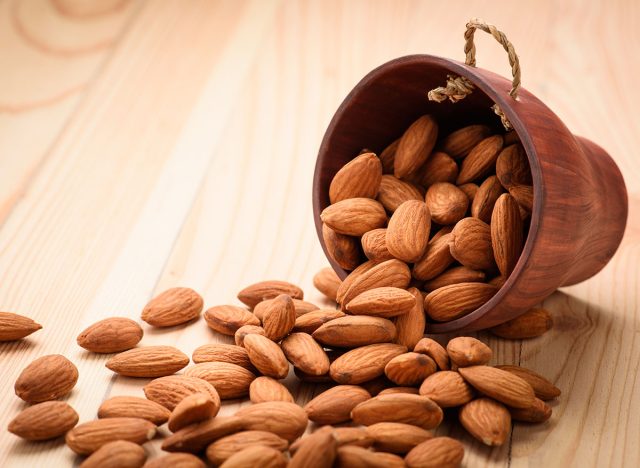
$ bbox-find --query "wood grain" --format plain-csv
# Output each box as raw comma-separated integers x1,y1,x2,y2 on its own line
0,0,638,467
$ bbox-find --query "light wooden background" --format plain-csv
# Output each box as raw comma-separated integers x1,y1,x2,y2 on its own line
0,0,638,466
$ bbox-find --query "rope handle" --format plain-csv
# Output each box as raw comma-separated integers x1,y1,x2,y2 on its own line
428,19,521,129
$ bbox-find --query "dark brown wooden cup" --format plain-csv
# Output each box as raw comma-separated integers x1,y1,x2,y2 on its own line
312,54,628,333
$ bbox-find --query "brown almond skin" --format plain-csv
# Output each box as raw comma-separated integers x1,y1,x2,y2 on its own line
237,280,304,309
234,325,266,347
384,352,437,386
106,346,189,378
281,332,330,376
495,364,561,400
243,333,290,379
293,309,345,334
9,401,78,441
329,152,383,204
491,193,524,277
378,386,420,395
145,453,206,468
460,397,511,446
143,375,219,410
167,393,218,432
386,200,431,263
509,397,552,423
66,418,156,455
289,426,372,454
260,294,296,341
423,266,485,292
490,307,553,339
184,362,254,400
321,198,388,236
450,217,496,270
379,139,400,174
472,175,505,223
414,338,450,370
509,184,534,212
98,396,171,425
336,260,378,304
335,445,405,468
204,305,260,335
0,311,42,341
361,228,394,262
458,182,479,203
77,317,143,353
366,422,432,454
412,233,455,281
141,287,203,327
346,287,416,318
351,393,443,429
255,298,318,322
419,371,474,407
14,354,78,403
446,336,492,367
377,175,424,212
249,376,294,403
234,402,308,442
322,223,362,270
162,415,245,453
456,134,504,184
458,365,536,408
425,182,469,226
424,282,498,322
393,287,426,350
405,436,464,468
304,385,372,425
206,431,288,465
313,316,397,348
220,445,287,468
496,143,532,189
419,151,459,187
191,343,254,369
330,343,407,384
440,124,491,159
289,430,337,468
80,440,147,468
394,115,438,178
340,259,411,307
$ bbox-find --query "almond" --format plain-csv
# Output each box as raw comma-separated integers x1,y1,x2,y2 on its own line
255,298,318,319
378,386,420,395
289,430,338,468
77,317,143,353
440,124,491,158
321,198,387,236
65,418,156,455
384,352,436,386
489,275,507,288
471,175,505,223
458,365,536,408
162,416,245,453
168,393,217,432
385,200,431,262
98,396,171,425
351,393,443,429
458,182,479,203
234,325,266,347
313,267,342,301
259,294,296,341
339,259,411,307
327,426,374,448
204,305,260,335
456,134,504,184
220,445,287,468
143,375,219,410
304,385,371,425
313,316,396,347
336,260,378,304
330,343,407,384
184,362,254,399
249,376,294,403
494,364,561,400
366,422,432,454
491,193,524,276
405,436,464,468
361,228,394,262
336,445,405,468
234,401,308,442
145,453,205,468
414,338,450,370
459,397,511,446
79,440,147,468
504,130,520,145
192,343,254,370
449,217,496,270
360,375,394,396
106,346,189,378
14,354,78,403
492,307,553,340
329,152,383,203
423,266,485,292
508,184,534,212
509,397,552,422
243,333,289,379
346,287,416,318
496,143,531,189
425,182,468,225
281,332,330,375
322,223,362,270
446,336,492,367
394,115,438,178
424,282,498,322
205,431,288,465
0,311,42,341
377,175,423,212
237,280,304,309
294,367,333,384
141,287,203,327
412,233,455,281
419,151,459,186
293,308,345,334
8,401,78,441
419,371,474,407
393,287,426,349
379,139,400,174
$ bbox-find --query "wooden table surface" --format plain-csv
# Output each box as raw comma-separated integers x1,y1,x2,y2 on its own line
1,0,638,466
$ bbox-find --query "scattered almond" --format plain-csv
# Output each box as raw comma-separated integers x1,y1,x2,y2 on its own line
14,354,78,403
446,336,492,367
141,287,203,327
249,376,294,403
314,316,397,348
405,436,464,468
413,338,450,370
65,417,156,455
366,422,432,454
205,431,288,465
490,307,553,339
346,287,416,318
234,324,266,347
424,282,498,322
335,445,405,468
234,402,308,442
162,415,245,453
459,397,511,446
458,365,536,408
204,305,260,335
145,453,206,468
321,198,388,236
393,287,426,350
494,364,561,400
289,430,337,468
313,267,342,301
322,223,362,270
293,308,345,334
0,311,42,341
384,352,437,386
509,397,552,423
219,445,287,468
184,362,254,399
419,370,474,407
281,332,330,376
77,317,143,353
304,385,371,425
79,440,147,468
168,393,217,432
106,346,189,378
98,396,171,425
143,375,219,410
8,401,78,441
243,333,290,379
192,343,254,370
237,280,304,309
351,393,443,429
361,228,394,262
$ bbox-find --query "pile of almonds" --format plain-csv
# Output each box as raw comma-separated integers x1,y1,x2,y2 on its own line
320,116,535,324
4,275,558,467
